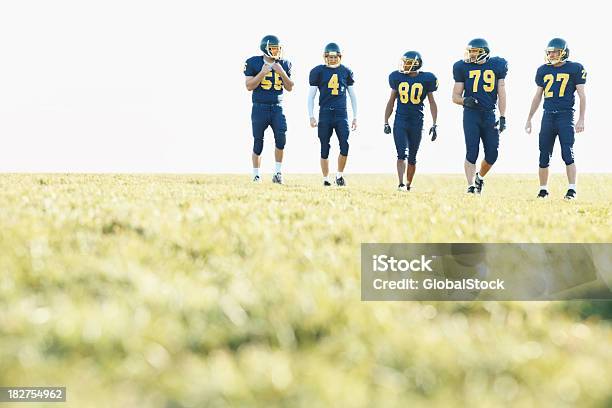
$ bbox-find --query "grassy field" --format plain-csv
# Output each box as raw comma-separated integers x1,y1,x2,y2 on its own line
0,174,611,407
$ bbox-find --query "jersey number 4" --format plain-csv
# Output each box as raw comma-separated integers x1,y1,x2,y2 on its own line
398,82,424,104
469,69,495,92
261,72,282,90
543,73,569,98
328,74,339,95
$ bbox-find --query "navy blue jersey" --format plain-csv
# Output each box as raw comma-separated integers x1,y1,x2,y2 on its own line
388,71,438,118
309,64,355,110
453,57,508,111
535,61,586,112
244,56,292,104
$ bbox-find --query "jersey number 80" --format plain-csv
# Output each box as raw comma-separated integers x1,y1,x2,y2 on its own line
398,82,424,104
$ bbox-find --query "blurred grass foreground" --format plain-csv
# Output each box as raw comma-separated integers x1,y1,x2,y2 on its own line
0,174,611,407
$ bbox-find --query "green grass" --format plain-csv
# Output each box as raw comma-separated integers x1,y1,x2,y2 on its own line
0,174,611,407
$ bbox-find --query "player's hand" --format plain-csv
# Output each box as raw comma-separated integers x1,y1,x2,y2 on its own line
496,116,506,133
463,96,479,109
271,63,285,74
351,118,357,131
384,123,392,134
525,119,532,134
575,118,585,133
310,117,318,128
429,124,438,141
260,64,272,75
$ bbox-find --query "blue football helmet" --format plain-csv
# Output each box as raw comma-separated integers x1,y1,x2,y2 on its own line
545,38,569,65
324,43,342,68
399,51,422,73
464,38,490,63
260,35,282,60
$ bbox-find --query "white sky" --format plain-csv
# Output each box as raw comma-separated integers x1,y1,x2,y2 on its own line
0,0,609,173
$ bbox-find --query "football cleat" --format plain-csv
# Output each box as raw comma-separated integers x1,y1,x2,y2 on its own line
323,180,332,187
324,42,342,68
475,174,484,194
545,38,569,65
564,189,576,200
253,175,261,183
260,35,282,60
466,186,477,194
399,51,423,73
537,189,549,198
464,38,490,63
272,172,283,184
397,183,406,191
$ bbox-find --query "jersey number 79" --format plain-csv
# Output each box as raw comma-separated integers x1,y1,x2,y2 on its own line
469,69,495,92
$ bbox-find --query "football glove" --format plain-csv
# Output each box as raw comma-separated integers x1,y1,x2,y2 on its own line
429,124,438,141
463,96,479,109
384,123,392,134
496,116,506,133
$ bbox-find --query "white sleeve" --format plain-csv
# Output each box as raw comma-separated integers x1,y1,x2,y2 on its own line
347,85,357,119
308,86,318,118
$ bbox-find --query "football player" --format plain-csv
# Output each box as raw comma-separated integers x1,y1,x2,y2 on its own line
244,35,294,184
525,38,586,200
452,38,508,194
308,43,357,186
384,51,438,191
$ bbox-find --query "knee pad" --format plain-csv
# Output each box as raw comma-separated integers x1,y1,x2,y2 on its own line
339,139,349,156
396,144,407,160
271,110,287,150
393,128,408,161
406,130,422,165
484,148,498,165
320,141,331,160
274,133,286,150
539,150,551,168
465,150,478,165
252,137,264,156
561,144,574,165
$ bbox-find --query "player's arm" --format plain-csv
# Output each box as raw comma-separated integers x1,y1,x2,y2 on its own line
452,82,465,105
308,86,318,127
427,92,438,141
497,79,506,116
348,85,358,130
575,84,586,133
384,90,397,133
525,87,544,134
245,64,272,91
427,92,438,125
496,79,507,132
272,63,294,91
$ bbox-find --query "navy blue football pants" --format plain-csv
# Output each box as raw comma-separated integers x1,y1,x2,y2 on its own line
251,103,287,155
539,111,575,168
318,107,350,159
393,115,423,164
463,108,499,165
